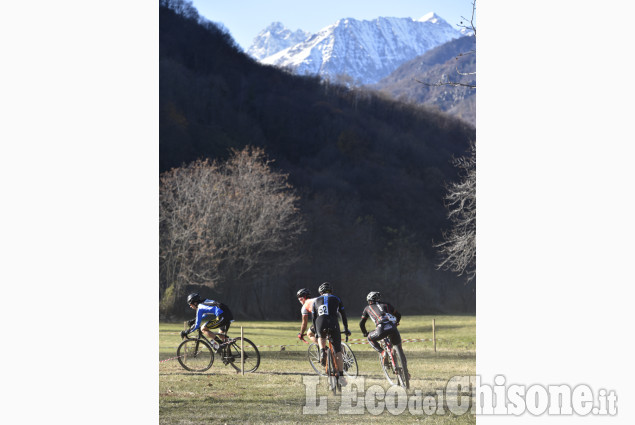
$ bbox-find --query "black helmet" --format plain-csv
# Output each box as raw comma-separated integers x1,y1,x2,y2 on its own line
318,282,332,294
296,288,311,298
187,293,202,305
366,291,381,303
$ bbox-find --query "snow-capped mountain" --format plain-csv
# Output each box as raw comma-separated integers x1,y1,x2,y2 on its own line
247,22,311,60
252,13,462,85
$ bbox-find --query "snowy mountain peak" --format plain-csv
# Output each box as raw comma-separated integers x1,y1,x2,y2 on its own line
253,13,462,85
417,12,444,24
247,22,311,60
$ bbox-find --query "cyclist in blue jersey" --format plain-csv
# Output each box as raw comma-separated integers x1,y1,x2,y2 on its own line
311,282,351,385
180,293,234,346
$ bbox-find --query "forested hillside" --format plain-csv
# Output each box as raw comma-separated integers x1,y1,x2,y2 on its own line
160,2,475,319
372,36,476,125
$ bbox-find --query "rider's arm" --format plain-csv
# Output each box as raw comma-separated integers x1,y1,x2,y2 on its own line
300,314,309,335
338,299,349,330
388,303,402,324
186,307,205,334
359,316,368,336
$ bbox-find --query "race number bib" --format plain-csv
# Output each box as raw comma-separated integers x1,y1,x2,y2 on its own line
318,304,329,316
383,313,397,324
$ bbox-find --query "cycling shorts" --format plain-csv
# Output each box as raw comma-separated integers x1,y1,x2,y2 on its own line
203,310,234,333
315,316,342,353
368,321,401,346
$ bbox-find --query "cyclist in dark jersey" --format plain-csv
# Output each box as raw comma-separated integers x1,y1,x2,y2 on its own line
359,291,404,367
311,282,351,385
181,293,234,347
296,288,317,343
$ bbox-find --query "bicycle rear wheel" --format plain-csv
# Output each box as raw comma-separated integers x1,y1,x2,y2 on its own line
327,349,337,395
341,342,358,377
224,337,261,373
393,345,410,389
308,343,325,376
380,344,399,387
177,338,214,372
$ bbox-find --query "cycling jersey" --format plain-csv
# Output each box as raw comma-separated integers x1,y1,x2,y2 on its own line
359,302,401,332
360,302,402,353
311,294,347,326
301,297,316,316
311,293,349,353
189,299,233,333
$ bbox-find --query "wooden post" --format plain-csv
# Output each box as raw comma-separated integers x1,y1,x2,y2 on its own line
241,326,244,375
432,319,437,353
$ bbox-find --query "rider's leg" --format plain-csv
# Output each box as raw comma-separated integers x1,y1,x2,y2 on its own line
335,351,344,372
367,328,385,353
201,327,219,341
307,328,317,344
333,341,347,385
331,332,344,373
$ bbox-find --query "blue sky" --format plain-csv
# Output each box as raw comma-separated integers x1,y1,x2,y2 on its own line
190,0,474,51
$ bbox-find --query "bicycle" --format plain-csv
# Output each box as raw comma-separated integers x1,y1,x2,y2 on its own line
177,328,260,373
378,337,409,389
307,330,350,395
306,340,358,378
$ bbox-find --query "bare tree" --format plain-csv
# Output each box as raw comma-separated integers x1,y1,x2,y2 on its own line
159,147,305,312
436,142,476,282
432,1,477,282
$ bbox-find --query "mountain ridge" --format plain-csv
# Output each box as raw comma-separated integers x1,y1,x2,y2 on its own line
250,14,462,85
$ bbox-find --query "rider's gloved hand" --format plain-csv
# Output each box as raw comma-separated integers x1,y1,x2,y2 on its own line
180,330,188,338
297,333,305,341
362,331,368,337
187,319,195,326
344,328,351,336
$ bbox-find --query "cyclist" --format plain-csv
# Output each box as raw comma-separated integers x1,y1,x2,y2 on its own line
359,291,405,369
296,288,318,343
180,293,234,348
311,282,351,385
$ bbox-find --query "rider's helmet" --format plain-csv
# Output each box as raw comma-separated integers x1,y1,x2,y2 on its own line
366,291,381,303
187,293,202,305
296,288,311,299
318,282,332,294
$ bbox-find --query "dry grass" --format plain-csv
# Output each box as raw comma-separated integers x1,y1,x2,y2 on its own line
159,315,475,424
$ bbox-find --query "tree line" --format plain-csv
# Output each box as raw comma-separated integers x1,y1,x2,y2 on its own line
159,1,476,319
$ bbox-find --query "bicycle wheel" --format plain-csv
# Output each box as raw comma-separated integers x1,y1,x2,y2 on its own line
341,342,358,377
327,348,337,395
308,343,325,376
177,338,214,372
393,345,410,389
224,337,261,373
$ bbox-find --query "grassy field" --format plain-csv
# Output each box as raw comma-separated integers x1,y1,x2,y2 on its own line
159,315,475,424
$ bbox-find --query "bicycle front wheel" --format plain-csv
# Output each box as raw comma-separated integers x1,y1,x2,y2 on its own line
225,337,260,373
308,343,325,376
341,343,358,377
177,338,214,372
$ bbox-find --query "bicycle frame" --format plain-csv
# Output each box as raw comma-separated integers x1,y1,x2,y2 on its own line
185,328,233,352
382,338,396,368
